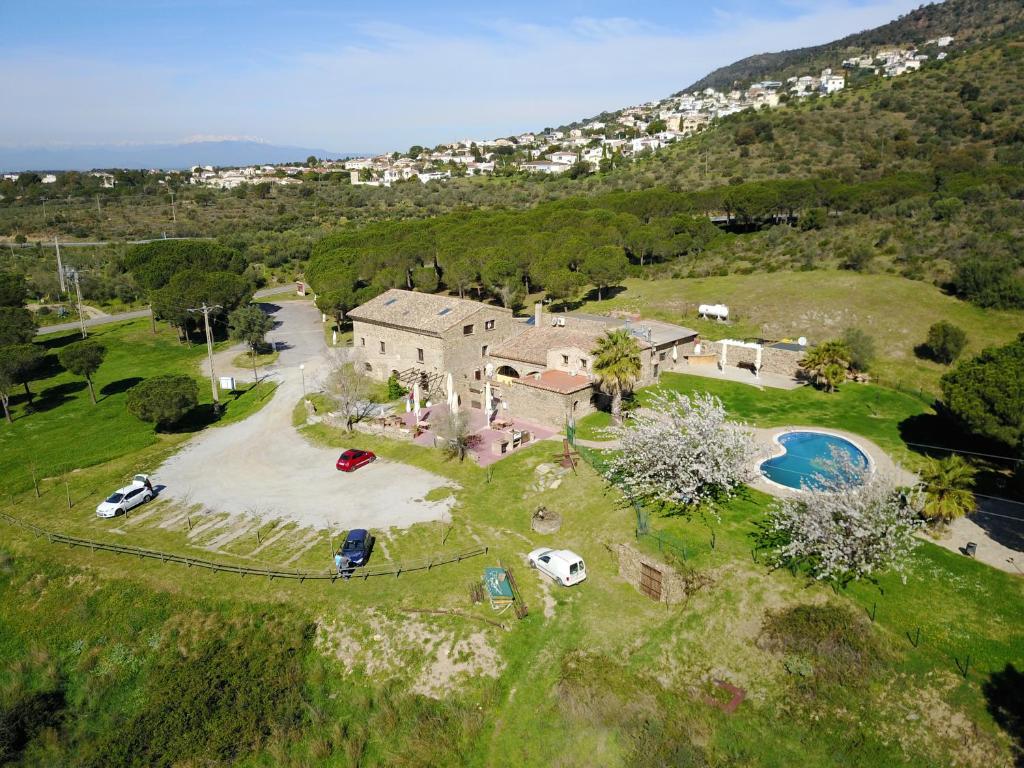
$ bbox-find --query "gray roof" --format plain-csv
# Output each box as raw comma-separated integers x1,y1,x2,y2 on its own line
565,312,698,346
348,289,503,335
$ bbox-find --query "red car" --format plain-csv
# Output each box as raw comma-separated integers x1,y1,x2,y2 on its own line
336,449,376,472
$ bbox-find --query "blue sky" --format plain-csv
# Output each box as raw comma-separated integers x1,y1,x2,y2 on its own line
0,0,925,152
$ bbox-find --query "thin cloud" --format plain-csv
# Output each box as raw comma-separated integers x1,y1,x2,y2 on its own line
0,0,922,150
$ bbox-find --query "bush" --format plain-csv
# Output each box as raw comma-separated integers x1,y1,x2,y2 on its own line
841,327,876,372
923,321,967,364
386,373,408,400
759,604,884,688
125,375,199,429
80,617,310,768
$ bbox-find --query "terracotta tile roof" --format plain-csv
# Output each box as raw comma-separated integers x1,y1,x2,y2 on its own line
348,288,504,335
511,370,594,395
490,326,603,365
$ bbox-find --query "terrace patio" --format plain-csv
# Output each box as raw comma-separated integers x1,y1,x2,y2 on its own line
394,402,558,467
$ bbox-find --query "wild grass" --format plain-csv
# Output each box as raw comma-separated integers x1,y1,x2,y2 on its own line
579,271,1024,394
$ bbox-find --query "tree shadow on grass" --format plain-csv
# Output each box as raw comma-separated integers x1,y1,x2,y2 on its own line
160,404,220,434
37,334,85,352
29,381,87,414
983,664,1024,767
100,377,143,399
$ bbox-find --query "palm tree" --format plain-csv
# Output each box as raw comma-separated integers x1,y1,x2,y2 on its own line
592,329,643,424
919,455,977,525
800,341,851,392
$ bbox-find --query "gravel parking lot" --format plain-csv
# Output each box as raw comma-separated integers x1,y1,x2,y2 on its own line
157,301,455,530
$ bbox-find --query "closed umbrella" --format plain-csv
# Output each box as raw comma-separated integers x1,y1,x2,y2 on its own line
446,372,455,411
484,380,492,423
672,344,678,362
413,381,422,423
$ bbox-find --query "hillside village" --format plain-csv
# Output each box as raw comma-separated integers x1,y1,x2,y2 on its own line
335,35,956,186
0,35,955,193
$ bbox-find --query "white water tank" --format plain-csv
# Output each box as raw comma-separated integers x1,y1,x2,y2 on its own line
698,303,730,321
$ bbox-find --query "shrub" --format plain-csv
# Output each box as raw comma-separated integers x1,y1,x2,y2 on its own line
923,321,967,364
125,375,199,429
79,617,310,768
841,327,876,372
759,604,884,688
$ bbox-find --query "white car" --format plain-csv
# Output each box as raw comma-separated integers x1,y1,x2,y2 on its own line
527,547,587,587
96,475,153,518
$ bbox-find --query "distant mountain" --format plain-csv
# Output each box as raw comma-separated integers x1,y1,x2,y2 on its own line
685,0,1024,92
0,140,362,173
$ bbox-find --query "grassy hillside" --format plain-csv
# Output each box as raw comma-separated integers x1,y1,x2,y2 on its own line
2,397,1022,766
687,0,1024,91
579,271,1024,392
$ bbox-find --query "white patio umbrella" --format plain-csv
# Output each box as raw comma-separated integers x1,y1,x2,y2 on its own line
672,344,678,362
484,380,492,423
446,372,455,411
413,381,422,422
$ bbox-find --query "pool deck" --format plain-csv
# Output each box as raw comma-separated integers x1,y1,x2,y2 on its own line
749,425,917,499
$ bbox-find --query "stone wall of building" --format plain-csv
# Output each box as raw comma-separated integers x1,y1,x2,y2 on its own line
351,320,447,381
352,304,513,387
760,346,804,378
615,542,704,607
500,380,596,427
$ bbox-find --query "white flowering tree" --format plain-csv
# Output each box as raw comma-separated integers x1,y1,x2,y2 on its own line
604,391,757,511
763,451,922,583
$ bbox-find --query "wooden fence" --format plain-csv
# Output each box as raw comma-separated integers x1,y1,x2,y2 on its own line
0,511,487,583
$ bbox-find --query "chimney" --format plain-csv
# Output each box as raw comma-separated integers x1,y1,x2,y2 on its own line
534,302,542,328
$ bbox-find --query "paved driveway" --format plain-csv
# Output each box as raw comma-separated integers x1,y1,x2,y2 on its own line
157,300,455,530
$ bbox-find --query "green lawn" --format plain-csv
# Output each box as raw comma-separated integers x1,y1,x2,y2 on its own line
578,271,1024,394
0,319,276,497
577,371,931,462
230,348,280,370
2,326,1022,766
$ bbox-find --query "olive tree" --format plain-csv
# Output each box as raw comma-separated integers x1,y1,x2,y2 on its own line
604,391,757,511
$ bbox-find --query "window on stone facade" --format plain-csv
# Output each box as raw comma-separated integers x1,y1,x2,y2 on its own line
360,337,365,346
485,319,495,330
561,354,569,365
580,358,588,369
463,324,474,335
364,362,372,372
659,351,666,361
379,340,386,354
475,369,481,380
481,344,488,357
417,348,424,363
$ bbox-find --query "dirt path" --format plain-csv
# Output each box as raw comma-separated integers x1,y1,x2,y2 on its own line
157,300,455,531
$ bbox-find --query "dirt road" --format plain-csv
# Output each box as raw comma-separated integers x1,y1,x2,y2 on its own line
156,300,455,531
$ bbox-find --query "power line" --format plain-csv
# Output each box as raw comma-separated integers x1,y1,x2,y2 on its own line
903,441,1023,464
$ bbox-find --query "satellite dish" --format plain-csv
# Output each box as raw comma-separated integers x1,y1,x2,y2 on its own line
797,336,807,347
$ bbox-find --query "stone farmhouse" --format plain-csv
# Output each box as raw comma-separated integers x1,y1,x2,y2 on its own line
347,289,515,397
347,289,700,428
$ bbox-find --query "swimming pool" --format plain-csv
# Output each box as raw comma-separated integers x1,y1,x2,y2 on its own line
760,430,870,490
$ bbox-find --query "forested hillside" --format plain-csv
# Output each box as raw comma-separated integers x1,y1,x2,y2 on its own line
686,0,1024,91
308,37,1024,320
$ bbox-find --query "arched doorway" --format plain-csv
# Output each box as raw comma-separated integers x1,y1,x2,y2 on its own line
496,365,520,378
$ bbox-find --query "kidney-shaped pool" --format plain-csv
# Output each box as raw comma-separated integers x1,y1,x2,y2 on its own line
760,430,870,490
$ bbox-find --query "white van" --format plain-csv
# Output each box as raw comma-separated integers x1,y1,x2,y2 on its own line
527,548,587,586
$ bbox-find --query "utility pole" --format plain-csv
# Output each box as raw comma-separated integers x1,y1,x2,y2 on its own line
169,191,177,224
189,303,222,414
55,237,66,293
95,194,102,217
67,267,87,338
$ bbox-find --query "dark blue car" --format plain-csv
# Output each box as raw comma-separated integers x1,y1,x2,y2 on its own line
340,528,373,567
